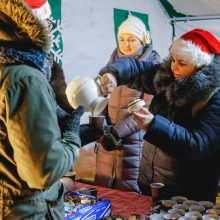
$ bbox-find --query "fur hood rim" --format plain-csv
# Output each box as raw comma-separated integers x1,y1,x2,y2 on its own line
0,0,50,51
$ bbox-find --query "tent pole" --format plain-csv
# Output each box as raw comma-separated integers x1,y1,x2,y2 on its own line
170,15,220,22
171,20,176,41
155,0,220,22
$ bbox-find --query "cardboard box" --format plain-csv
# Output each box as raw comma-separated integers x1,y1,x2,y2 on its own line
65,191,111,220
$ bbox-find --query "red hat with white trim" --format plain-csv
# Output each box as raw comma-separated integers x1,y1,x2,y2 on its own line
24,0,51,20
170,29,220,67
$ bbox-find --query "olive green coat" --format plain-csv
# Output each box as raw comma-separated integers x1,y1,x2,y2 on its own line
0,64,80,219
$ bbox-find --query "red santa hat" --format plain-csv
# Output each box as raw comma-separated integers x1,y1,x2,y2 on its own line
170,29,220,67
24,0,51,20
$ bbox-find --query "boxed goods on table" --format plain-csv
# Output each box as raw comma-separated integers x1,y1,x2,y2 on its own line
64,191,111,220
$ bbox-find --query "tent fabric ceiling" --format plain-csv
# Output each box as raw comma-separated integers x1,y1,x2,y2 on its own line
167,0,220,16
156,0,220,41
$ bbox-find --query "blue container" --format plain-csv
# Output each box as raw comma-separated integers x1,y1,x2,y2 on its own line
65,191,111,220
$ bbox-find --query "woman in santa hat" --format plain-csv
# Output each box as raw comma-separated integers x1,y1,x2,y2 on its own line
95,15,160,193
98,28,220,202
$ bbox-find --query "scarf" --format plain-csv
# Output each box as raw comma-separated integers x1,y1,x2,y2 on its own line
0,46,51,81
108,45,153,64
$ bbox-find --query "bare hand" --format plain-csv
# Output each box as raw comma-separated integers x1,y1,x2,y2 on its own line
99,73,117,96
133,107,154,131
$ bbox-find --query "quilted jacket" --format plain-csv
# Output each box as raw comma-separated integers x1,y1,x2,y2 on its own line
95,46,160,192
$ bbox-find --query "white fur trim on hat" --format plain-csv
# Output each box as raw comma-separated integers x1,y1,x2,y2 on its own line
170,39,213,67
31,1,51,20
118,15,151,45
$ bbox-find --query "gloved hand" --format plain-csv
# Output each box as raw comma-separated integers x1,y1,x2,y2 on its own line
65,106,84,134
57,106,84,134
80,124,103,146
99,125,122,151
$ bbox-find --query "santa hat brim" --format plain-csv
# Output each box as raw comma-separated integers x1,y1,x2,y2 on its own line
170,39,213,67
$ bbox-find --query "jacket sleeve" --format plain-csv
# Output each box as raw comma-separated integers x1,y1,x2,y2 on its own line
5,73,80,189
113,115,140,138
144,92,220,161
99,57,160,95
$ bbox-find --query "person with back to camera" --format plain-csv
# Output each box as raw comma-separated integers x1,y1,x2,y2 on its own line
0,0,84,219
95,15,160,193
98,28,220,202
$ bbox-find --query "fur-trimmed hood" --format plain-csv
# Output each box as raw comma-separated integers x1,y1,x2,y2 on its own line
0,0,50,51
153,55,220,108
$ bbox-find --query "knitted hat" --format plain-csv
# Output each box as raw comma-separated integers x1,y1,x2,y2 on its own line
118,15,151,45
24,0,51,20
170,29,220,67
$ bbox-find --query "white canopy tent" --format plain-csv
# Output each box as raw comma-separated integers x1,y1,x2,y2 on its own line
62,0,220,83
62,0,171,83
156,0,220,41
167,0,220,16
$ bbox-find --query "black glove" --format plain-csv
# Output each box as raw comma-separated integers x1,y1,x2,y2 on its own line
57,106,84,134
100,125,122,151
80,124,103,146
